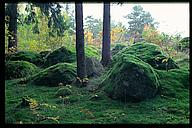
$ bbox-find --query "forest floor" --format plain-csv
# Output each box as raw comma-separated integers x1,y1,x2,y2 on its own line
5,58,189,124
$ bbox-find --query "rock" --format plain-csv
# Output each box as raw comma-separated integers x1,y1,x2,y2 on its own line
111,43,127,56
29,63,76,86
101,54,159,102
85,57,104,77
44,46,76,68
5,60,38,80
55,87,72,97
114,42,179,70
7,51,43,67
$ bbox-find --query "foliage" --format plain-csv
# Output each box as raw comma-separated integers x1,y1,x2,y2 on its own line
5,60,38,80
124,5,159,36
111,43,127,56
142,24,163,46
28,63,76,86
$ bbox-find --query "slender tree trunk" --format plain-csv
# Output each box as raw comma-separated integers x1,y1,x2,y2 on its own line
101,2,111,66
75,3,86,79
7,3,18,51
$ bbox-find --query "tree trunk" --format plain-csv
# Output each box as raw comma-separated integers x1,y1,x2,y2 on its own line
75,3,86,79
101,2,111,66
7,3,18,51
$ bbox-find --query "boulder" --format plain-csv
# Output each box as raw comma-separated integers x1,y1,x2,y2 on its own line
44,46,76,68
85,57,104,77
115,42,179,70
7,51,43,66
29,63,76,86
5,61,38,80
102,54,159,102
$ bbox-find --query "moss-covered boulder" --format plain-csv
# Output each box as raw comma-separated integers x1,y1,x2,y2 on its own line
7,51,43,66
102,54,159,102
5,61,38,80
115,42,179,70
111,43,127,56
55,87,72,97
39,50,51,58
44,46,76,68
85,57,104,77
29,63,76,86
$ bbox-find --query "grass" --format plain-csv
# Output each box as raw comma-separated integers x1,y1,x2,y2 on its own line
5,50,189,124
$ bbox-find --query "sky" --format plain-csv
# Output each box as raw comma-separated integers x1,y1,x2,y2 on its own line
82,3,189,37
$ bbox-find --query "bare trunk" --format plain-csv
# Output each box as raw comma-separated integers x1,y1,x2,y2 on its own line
75,3,86,79
7,3,17,51
101,2,111,66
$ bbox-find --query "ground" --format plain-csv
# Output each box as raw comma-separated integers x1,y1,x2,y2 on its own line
5,44,189,124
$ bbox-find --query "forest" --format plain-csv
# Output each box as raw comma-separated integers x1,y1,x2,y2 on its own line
5,2,189,124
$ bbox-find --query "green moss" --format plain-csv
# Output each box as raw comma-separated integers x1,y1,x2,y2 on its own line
5,61,38,80
55,87,72,97
44,46,76,68
85,45,100,59
101,54,159,102
8,51,43,66
115,42,179,70
156,68,189,98
111,43,127,55
28,63,76,86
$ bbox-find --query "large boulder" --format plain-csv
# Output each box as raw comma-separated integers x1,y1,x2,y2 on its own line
28,63,76,86
44,46,76,68
101,54,159,102
111,43,127,56
85,57,104,77
5,61,38,80
116,42,179,70
6,51,43,66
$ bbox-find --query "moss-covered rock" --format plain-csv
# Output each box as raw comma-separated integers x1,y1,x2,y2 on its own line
7,51,43,66
44,46,76,68
39,50,51,58
111,43,127,56
29,63,76,86
85,57,104,77
102,54,159,102
5,61,38,80
55,87,72,97
114,42,179,70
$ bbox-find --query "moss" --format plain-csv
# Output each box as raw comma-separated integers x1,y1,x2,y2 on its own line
115,42,179,70
44,46,76,68
39,50,51,58
55,87,72,97
5,61,38,80
29,63,76,86
156,68,189,98
111,43,127,56
8,51,43,66
101,54,159,102
85,45,100,59
85,57,104,77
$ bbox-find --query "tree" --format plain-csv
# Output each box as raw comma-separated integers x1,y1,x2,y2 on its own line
101,2,111,66
75,3,86,81
124,5,158,38
6,3,18,51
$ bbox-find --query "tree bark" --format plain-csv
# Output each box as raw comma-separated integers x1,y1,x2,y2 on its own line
7,3,18,51
101,2,111,66
75,3,86,79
